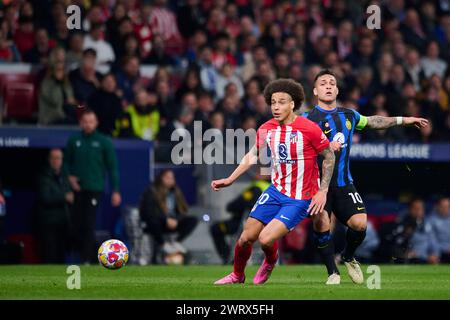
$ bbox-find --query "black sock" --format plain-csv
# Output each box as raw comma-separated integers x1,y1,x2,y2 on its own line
342,228,366,262
314,230,340,276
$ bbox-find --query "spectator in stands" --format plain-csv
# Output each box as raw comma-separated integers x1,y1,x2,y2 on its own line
139,169,198,264
88,73,123,136
132,3,153,59
117,34,140,65
399,8,428,53
83,22,115,74
157,106,195,161
23,28,54,65
150,0,184,55
65,110,121,264
420,41,448,78
175,67,205,103
52,11,70,48
209,110,225,132
36,148,73,263
177,0,205,40
210,172,270,264
346,36,376,69
333,20,354,60
69,49,101,106
194,92,215,125
105,3,126,47
109,16,133,57
0,29,20,62
38,61,77,125
155,79,178,123
211,32,236,69
393,198,440,264
114,88,160,141
48,47,66,67
66,32,85,71
115,55,143,105
215,63,244,100
197,46,219,95
143,34,176,67
184,29,208,63
404,48,426,90
218,95,242,129
430,197,450,263
273,50,290,78
13,15,35,57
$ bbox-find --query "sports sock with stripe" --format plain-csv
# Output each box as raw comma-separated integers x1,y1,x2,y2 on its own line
314,230,340,275
342,227,366,262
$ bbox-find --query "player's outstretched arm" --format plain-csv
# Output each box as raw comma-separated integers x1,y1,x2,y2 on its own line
308,145,335,215
211,144,259,191
366,116,429,130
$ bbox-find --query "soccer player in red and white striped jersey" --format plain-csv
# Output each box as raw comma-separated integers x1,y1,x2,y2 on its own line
212,79,336,285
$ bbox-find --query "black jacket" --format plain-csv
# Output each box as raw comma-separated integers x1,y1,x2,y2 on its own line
36,167,71,226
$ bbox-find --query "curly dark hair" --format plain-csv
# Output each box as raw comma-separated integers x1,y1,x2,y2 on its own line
263,78,305,111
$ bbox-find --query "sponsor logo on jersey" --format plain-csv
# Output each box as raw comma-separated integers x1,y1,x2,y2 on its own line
332,132,348,148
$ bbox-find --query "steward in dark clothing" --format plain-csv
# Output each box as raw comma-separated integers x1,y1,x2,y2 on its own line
36,149,73,263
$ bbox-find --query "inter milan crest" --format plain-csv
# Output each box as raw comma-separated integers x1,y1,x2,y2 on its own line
346,119,352,130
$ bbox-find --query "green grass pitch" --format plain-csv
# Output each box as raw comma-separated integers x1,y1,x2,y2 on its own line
0,264,449,299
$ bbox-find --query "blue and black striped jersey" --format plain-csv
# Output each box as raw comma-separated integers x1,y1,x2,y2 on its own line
303,105,368,187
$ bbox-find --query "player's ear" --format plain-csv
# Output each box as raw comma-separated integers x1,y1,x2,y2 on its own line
313,87,318,96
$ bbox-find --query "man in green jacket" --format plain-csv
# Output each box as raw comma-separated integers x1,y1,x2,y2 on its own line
65,110,121,263
37,148,73,263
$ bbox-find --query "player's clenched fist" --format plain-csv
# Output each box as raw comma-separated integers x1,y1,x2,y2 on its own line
211,178,233,191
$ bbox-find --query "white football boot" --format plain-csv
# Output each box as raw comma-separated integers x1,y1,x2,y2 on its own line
326,273,341,285
344,258,364,284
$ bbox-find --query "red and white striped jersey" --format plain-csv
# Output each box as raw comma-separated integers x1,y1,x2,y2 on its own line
256,117,329,200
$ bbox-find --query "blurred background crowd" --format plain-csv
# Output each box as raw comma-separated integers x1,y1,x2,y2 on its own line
1,0,450,150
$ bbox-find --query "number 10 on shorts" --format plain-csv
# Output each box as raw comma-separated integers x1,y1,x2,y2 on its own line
348,192,363,204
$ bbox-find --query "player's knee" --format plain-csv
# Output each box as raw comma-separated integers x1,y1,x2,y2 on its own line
238,234,256,248
348,216,367,231
258,233,274,249
313,211,330,232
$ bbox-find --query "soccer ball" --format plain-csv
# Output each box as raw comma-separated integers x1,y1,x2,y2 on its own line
98,239,129,269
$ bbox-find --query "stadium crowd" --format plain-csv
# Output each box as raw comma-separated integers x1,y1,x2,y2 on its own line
0,0,449,265
0,0,450,153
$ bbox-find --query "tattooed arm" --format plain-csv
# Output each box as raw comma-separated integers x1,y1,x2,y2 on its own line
365,116,429,130
308,145,335,215
318,145,335,192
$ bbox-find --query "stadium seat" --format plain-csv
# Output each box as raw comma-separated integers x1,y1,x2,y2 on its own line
2,82,36,120
0,73,34,95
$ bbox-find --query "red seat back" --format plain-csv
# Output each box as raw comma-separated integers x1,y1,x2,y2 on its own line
3,82,36,119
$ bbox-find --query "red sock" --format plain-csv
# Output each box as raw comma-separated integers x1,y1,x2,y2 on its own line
262,241,279,264
233,242,252,277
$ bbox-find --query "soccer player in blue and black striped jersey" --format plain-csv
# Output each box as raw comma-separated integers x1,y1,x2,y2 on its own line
304,69,428,285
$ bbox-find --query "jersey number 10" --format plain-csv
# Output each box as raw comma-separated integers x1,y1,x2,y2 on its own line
348,192,363,204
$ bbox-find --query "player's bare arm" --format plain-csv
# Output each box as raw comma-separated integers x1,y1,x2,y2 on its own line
366,116,429,130
308,145,335,215
211,144,259,191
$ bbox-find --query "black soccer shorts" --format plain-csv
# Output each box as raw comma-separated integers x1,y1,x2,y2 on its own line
324,184,367,225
